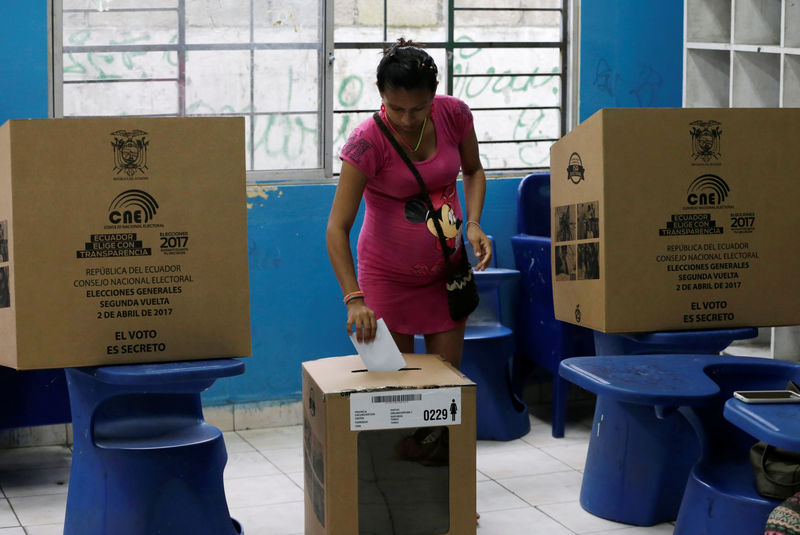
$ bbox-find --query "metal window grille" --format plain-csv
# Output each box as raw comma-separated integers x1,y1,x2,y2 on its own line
332,0,568,176
52,0,568,181
54,0,333,182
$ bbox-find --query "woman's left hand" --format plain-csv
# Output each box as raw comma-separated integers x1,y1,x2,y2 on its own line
466,223,492,271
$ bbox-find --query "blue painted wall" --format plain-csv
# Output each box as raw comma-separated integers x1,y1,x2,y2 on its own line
579,1,684,121
1,2,685,408
0,4,50,120
206,178,523,405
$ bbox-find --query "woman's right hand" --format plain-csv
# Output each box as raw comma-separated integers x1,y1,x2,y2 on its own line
347,299,377,343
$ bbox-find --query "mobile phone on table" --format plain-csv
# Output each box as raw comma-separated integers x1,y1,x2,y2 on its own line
733,390,800,404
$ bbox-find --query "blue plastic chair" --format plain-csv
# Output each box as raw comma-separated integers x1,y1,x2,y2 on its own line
582,328,757,525
510,172,595,438
593,329,758,356
0,368,71,428
415,236,530,441
674,359,794,535
64,359,245,535
560,354,796,535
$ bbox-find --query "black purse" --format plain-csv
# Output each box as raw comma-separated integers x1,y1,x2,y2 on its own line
750,441,800,500
373,112,479,321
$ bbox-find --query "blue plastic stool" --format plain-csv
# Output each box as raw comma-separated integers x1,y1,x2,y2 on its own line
676,459,778,535
64,359,245,535
414,269,529,441
560,354,797,535
463,267,530,441
673,360,798,535
415,237,529,441
511,173,596,438
593,329,758,356
581,328,758,525
0,368,71,428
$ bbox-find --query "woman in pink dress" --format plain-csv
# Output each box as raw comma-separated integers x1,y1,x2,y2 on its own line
326,38,491,369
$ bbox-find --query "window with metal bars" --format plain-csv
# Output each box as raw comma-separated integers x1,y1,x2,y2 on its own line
53,0,568,181
333,0,567,176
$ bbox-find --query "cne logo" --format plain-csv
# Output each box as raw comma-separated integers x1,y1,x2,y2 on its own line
108,190,159,225
111,130,149,177
687,174,730,206
567,152,585,184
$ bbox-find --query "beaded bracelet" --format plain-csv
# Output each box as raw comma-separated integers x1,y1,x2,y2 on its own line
343,290,365,305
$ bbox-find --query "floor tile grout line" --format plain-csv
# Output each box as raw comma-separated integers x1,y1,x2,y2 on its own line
482,438,588,532
475,501,565,516
228,496,304,508
228,500,306,512
532,503,581,535
490,465,585,485
232,431,287,476
228,431,305,492
488,470,586,509
533,442,587,472
1,491,69,501
3,496,25,531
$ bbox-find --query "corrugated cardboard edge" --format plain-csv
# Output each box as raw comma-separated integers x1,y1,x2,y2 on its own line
0,121,17,367
598,110,608,333
549,109,608,332
303,353,476,396
302,364,328,535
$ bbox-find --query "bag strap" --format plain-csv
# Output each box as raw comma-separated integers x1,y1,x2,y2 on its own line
373,112,454,268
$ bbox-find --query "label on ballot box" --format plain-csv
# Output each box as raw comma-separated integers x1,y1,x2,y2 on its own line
350,387,461,430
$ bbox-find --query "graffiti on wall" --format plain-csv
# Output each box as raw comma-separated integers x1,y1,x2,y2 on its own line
63,31,561,169
592,57,664,108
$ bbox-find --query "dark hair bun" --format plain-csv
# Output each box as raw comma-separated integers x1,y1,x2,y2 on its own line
377,38,438,93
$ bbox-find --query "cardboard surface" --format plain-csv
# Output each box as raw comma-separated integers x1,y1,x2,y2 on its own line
302,354,477,535
550,108,800,333
0,117,251,368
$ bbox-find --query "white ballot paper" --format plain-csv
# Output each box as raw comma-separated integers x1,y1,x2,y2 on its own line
349,318,406,372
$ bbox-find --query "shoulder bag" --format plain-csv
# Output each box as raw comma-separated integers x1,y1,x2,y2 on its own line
750,441,800,500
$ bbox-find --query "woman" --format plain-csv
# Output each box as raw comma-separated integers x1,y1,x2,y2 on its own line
326,38,491,370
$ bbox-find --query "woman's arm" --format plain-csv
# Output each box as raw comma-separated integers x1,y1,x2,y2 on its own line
326,161,377,342
459,126,492,270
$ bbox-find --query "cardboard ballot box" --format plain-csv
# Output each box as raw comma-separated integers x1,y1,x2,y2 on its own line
302,354,477,535
549,107,800,333
0,117,251,369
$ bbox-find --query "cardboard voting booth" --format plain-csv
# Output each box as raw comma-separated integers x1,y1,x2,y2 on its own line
302,354,477,535
0,117,251,369
550,108,800,333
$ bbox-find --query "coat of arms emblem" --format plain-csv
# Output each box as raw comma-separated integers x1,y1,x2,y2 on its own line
111,130,149,177
689,120,721,163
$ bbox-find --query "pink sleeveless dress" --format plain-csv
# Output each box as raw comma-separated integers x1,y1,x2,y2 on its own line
339,95,474,334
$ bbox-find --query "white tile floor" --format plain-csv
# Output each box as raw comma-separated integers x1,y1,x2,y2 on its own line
0,410,677,535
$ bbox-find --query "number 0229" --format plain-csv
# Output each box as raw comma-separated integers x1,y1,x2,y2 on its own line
423,408,449,421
